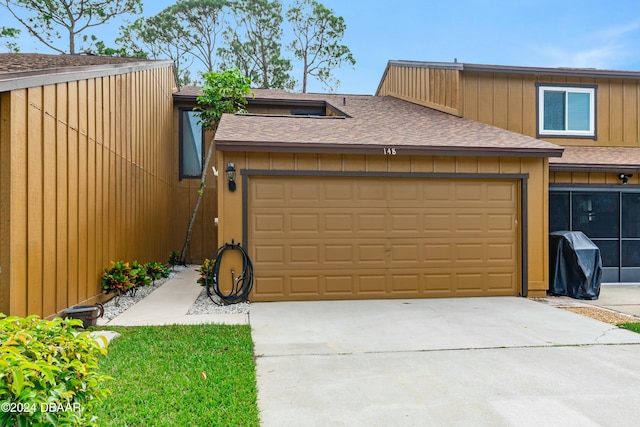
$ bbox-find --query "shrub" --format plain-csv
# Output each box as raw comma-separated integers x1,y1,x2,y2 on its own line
0,314,111,426
144,262,171,283
168,251,181,270
129,261,151,289
196,259,216,286
100,261,134,297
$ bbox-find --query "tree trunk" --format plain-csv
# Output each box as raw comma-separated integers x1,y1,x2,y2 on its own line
179,122,219,264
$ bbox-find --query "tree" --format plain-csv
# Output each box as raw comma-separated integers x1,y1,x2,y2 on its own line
286,0,355,93
1,0,142,54
116,14,195,86
115,0,228,87
171,0,229,74
219,0,295,90
180,69,252,264
0,26,20,52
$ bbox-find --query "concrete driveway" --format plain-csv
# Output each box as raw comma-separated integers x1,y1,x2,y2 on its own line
250,297,640,427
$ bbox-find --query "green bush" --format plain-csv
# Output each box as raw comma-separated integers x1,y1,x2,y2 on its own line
129,261,151,289
100,261,134,297
0,314,111,426
144,262,171,282
168,251,181,269
196,259,216,286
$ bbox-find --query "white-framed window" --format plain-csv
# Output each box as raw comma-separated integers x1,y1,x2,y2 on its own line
537,84,596,138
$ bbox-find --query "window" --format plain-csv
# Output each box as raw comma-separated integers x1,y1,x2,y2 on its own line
179,109,204,179
537,84,596,138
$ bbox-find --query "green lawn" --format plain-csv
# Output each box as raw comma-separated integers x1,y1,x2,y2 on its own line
95,324,259,427
618,322,640,334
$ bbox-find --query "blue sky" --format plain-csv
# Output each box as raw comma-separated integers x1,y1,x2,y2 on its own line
4,0,640,94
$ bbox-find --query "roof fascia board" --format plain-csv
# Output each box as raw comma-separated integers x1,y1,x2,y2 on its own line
550,164,640,173
0,60,175,92
385,60,640,80
216,140,563,158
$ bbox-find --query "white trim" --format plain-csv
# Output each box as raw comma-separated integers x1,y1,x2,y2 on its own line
538,86,595,137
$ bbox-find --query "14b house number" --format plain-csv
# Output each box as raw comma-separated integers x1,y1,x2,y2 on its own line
383,147,397,155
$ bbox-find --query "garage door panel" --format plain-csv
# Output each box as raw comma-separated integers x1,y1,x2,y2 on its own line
325,214,354,232
391,244,421,263
358,244,387,263
289,245,320,264
358,214,386,232
290,214,320,232
487,213,516,232
249,177,519,300
390,274,420,293
487,273,517,291
253,276,285,298
254,214,285,233
290,276,320,295
358,274,387,293
324,245,353,263
325,276,353,294
254,245,285,265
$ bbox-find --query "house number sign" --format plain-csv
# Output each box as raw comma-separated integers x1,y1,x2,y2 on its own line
383,147,397,155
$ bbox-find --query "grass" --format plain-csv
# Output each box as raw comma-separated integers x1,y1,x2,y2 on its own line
618,322,640,334
95,324,259,427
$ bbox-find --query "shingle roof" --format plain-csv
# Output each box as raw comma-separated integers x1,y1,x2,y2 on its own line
0,53,151,73
550,146,640,172
0,53,174,91
214,90,564,157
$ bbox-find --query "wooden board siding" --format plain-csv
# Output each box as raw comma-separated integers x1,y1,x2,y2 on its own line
377,65,461,116
171,105,218,264
216,152,550,299
1,65,176,318
550,171,640,186
0,93,10,315
460,72,640,147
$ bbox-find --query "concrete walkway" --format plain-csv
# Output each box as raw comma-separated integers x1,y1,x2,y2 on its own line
103,267,249,326
585,284,640,316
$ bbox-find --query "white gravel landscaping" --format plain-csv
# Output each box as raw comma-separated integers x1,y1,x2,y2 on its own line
100,265,250,323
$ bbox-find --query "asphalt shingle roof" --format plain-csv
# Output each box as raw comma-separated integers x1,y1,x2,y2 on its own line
213,90,564,157
0,53,173,92
550,146,640,171
0,53,151,74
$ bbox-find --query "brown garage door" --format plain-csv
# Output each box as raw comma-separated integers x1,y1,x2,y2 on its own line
248,176,520,300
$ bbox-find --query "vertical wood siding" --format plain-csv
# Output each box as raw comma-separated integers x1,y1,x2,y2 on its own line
460,72,640,147
216,152,549,298
1,65,176,318
377,65,461,116
170,106,218,264
550,171,640,185
379,63,640,148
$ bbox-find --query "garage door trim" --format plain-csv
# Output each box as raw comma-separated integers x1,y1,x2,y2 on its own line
242,170,529,297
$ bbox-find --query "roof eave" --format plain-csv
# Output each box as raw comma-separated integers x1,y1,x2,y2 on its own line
0,60,175,92
215,140,564,158
550,164,640,173
384,60,640,80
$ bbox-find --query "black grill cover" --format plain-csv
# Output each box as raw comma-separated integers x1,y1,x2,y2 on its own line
549,231,602,300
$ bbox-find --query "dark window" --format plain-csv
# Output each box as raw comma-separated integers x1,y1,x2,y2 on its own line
622,241,640,267
594,240,620,268
179,109,204,179
571,192,619,238
550,192,570,232
622,193,640,238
